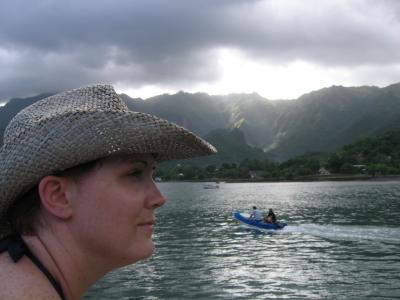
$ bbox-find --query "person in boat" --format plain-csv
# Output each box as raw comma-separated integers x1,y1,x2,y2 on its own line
0,85,216,300
249,206,263,221
264,208,277,223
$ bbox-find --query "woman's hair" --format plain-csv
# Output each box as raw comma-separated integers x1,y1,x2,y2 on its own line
6,159,101,236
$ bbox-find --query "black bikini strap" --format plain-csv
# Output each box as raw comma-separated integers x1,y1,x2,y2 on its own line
0,235,66,300
0,235,26,262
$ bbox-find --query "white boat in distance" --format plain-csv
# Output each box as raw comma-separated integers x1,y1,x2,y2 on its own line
203,183,219,189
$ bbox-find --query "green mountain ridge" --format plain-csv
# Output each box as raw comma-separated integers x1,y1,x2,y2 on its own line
1,83,400,162
156,129,400,181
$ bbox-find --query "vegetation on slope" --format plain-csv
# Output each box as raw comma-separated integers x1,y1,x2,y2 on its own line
156,130,400,181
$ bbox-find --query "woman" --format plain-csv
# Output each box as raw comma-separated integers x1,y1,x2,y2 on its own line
264,208,277,223
0,85,216,299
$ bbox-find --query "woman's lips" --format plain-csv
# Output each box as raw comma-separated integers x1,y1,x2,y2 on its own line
138,221,155,233
138,220,154,226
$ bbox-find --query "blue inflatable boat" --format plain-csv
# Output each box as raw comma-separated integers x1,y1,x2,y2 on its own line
234,211,287,230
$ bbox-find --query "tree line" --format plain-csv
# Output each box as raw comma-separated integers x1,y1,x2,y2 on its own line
155,130,400,181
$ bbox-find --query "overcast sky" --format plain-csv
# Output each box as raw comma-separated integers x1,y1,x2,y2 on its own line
1,0,400,101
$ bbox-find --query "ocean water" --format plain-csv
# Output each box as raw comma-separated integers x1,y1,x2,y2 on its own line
84,180,400,299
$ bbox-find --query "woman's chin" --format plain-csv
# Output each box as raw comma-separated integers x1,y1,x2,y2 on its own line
127,240,155,263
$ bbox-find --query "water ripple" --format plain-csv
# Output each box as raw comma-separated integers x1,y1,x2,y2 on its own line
85,181,400,299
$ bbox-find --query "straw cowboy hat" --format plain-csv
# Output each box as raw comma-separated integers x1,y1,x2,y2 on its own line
0,84,217,238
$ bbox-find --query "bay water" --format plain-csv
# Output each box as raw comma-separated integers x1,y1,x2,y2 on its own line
84,180,400,299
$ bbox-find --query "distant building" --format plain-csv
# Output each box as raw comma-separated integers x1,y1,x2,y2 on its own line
318,167,331,176
352,164,367,174
249,170,263,179
352,164,366,168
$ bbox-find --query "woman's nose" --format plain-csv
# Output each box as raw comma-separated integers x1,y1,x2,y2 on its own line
146,181,167,209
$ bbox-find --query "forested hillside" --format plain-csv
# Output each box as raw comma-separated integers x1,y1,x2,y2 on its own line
156,130,400,181
1,83,400,162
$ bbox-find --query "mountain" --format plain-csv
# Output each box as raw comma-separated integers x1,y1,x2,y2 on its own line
200,127,270,164
122,83,400,160
269,84,400,159
1,83,400,161
328,129,400,172
123,92,280,147
121,91,229,137
0,93,53,142
159,127,270,168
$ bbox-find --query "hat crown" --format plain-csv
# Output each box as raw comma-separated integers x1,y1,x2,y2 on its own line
4,85,127,144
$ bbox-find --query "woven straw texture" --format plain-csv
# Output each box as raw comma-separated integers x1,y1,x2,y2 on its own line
0,85,216,238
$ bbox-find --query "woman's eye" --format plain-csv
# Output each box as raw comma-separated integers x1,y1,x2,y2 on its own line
129,169,143,177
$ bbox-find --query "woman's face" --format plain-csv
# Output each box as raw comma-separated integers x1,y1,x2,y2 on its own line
67,153,166,267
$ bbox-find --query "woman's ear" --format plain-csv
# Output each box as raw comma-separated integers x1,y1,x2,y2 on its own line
38,175,73,220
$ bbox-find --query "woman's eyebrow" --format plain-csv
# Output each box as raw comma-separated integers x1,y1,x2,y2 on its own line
127,159,156,168
124,160,147,168
130,160,148,165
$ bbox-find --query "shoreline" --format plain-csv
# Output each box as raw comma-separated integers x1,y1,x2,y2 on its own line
159,175,400,184
227,174,400,183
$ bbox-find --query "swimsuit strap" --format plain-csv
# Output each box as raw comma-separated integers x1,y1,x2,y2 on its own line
0,235,66,300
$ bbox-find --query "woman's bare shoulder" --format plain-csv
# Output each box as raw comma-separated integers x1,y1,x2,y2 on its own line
0,254,60,300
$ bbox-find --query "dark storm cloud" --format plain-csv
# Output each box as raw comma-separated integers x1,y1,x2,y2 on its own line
1,0,399,99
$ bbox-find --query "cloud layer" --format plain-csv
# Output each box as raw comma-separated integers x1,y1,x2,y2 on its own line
1,0,400,100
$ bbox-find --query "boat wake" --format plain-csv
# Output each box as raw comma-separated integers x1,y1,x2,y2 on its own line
282,224,400,243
